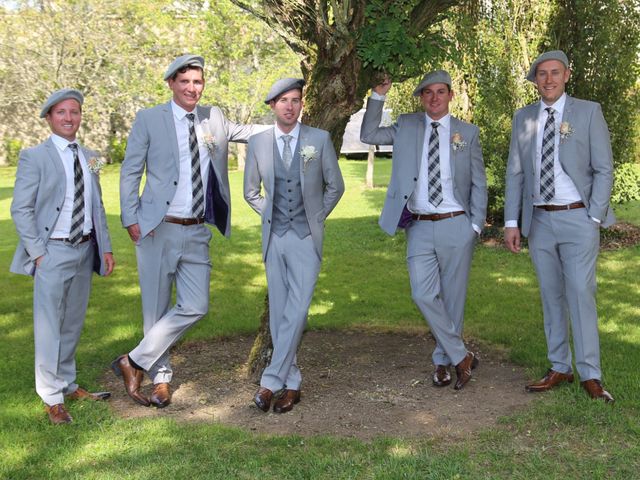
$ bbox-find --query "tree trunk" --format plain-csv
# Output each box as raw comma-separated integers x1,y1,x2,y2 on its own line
365,144,375,188
245,294,272,384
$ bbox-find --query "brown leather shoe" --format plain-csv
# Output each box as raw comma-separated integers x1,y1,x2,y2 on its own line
253,387,273,412
454,352,479,390
65,387,111,401
273,389,301,413
525,369,574,392
150,383,171,408
581,379,614,403
45,403,72,424
111,355,150,406
432,365,451,387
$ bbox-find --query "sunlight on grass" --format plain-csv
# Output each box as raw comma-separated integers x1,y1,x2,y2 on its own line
387,443,416,458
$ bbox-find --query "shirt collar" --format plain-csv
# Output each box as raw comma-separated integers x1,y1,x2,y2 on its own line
171,100,197,120
274,122,301,140
425,113,451,130
539,93,566,116
50,134,77,152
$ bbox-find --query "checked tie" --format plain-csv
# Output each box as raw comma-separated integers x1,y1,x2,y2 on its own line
427,122,443,206
540,107,556,202
67,143,85,246
281,134,293,170
186,113,205,218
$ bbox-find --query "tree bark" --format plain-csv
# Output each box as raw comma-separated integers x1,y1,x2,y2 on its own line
245,294,272,384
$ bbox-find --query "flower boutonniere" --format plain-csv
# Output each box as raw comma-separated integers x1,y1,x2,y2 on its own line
300,145,317,171
559,121,574,143
451,132,467,152
199,119,216,154
87,156,105,174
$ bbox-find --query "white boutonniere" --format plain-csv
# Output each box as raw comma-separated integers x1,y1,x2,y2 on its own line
301,145,317,170
559,121,574,143
87,156,105,174
451,132,467,152
199,119,216,154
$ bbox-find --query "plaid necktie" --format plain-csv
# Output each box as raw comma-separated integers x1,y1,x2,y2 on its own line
67,143,85,245
427,122,443,206
540,107,555,202
186,113,204,218
281,134,293,170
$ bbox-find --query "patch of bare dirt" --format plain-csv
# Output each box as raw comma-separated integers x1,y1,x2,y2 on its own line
103,330,535,440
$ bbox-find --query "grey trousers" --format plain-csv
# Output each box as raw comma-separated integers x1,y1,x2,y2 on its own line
261,231,321,392
130,221,212,384
528,207,602,381
34,240,94,406
406,215,476,367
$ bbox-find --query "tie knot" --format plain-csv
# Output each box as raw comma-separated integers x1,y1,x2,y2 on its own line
431,122,440,130
282,134,292,145
545,107,554,117
68,143,78,152
186,113,195,123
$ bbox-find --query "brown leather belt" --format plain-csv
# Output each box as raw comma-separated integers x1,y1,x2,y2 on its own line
411,211,465,221
49,235,91,244
163,215,205,226
535,201,585,211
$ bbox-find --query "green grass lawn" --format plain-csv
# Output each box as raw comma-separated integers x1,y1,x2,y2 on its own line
1,160,639,479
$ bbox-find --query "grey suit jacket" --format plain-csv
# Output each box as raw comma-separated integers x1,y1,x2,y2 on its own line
10,138,113,276
504,95,615,236
244,124,345,260
120,102,258,238
360,98,487,236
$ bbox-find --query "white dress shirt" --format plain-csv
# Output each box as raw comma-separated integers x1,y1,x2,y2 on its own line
50,134,93,238
166,101,212,218
274,122,301,160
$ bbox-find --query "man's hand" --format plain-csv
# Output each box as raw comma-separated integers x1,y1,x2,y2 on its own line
103,253,115,276
373,76,392,96
126,224,141,243
35,255,44,267
504,227,521,253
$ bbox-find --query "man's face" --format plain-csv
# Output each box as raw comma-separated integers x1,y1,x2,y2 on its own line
419,83,453,120
46,98,82,141
168,68,205,111
534,59,570,105
270,89,303,132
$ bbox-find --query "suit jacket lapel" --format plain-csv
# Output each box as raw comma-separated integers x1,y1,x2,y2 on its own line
45,138,66,191
161,102,180,169
523,102,539,174
449,117,458,179
298,125,307,191
558,95,575,172
264,128,276,196
415,114,426,174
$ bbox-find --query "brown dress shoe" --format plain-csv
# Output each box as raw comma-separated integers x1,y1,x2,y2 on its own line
111,355,150,406
150,383,171,408
65,387,111,401
581,379,614,403
525,369,574,392
432,365,451,387
454,352,479,390
45,403,72,424
273,389,301,413
254,387,273,412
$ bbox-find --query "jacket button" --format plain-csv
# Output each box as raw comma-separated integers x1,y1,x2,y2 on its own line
45,227,49,231
56,207,60,211
174,181,178,186
404,195,408,199
166,201,170,205
413,178,417,181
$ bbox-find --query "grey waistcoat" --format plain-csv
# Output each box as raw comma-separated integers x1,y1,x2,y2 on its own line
271,139,310,239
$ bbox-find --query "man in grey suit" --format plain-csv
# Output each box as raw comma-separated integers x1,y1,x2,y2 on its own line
361,70,487,390
11,88,115,424
504,50,615,402
114,54,262,408
245,78,344,413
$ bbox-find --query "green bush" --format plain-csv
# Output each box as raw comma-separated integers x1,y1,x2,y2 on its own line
611,162,640,204
107,136,127,164
4,138,23,166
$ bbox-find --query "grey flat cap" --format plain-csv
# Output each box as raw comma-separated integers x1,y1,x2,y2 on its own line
526,50,569,82
264,78,305,104
412,70,452,96
40,88,84,118
164,54,205,81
